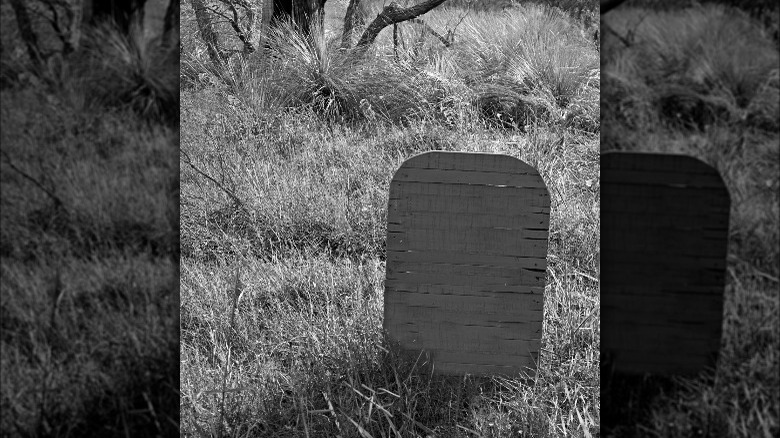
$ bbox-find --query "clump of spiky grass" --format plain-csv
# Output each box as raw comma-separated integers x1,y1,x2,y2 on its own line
603,5,779,132
238,20,447,124
358,3,599,130
447,5,598,130
188,3,598,133
82,19,179,125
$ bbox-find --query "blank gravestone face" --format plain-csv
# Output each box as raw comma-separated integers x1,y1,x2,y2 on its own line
384,151,550,377
601,152,730,375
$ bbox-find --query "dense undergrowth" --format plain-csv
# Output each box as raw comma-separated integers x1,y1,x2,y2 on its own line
601,4,779,437
0,16,179,437
181,1,600,437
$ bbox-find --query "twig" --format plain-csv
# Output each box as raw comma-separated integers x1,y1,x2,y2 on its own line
1,150,66,210
215,0,256,55
393,23,400,60
602,23,631,48
181,149,251,217
407,17,453,47
48,268,64,335
571,270,599,283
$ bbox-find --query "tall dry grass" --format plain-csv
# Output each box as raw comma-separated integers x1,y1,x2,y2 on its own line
182,4,598,132
181,1,600,436
0,17,179,437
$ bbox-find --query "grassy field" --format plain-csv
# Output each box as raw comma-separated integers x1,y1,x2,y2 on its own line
0,9,179,436
601,3,779,437
181,1,599,436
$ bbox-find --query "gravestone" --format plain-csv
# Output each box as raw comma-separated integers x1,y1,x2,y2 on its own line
384,151,550,377
601,152,730,375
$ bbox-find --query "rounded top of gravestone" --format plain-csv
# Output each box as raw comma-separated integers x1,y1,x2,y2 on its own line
392,151,545,189
601,151,730,201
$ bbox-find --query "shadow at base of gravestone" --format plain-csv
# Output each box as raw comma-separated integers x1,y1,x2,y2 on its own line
600,366,721,438
379,334,529,418
383,151,550,379
382,333,537,381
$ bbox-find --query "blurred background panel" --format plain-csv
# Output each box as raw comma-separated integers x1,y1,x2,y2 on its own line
600,0,779,437
0,0,180,435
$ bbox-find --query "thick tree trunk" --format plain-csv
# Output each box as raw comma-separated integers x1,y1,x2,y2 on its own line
162,0,180,47
83,0,93,24
260,0,275,37
190,0,223,66
341,0,364,49
63,0,85,54
91,0,147,33
257,0,275,55
9,0,42,67
272,0,327,39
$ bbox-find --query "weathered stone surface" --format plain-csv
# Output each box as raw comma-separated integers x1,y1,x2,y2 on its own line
601,152,730,376
384,151,549,377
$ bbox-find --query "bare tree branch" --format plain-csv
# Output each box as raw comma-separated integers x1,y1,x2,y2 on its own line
9,0,43,67
64,0,83,53
36,0,70,52
24,0,84,54
163,0,180,48
355,0,449,51
190,0,224,66
202,1,263,57
407,17,452,47
393,22,400,59
257,0,273,56
1,150,66,211
220,0,255,54
181,149,250,217
341,0,363,49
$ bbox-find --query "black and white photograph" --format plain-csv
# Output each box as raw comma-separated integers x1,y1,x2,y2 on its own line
180,0,599,436
601,0,778,436
1,0,179,436
0,0,777,436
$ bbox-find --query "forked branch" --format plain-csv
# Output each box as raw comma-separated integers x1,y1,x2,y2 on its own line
355,0,449,51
